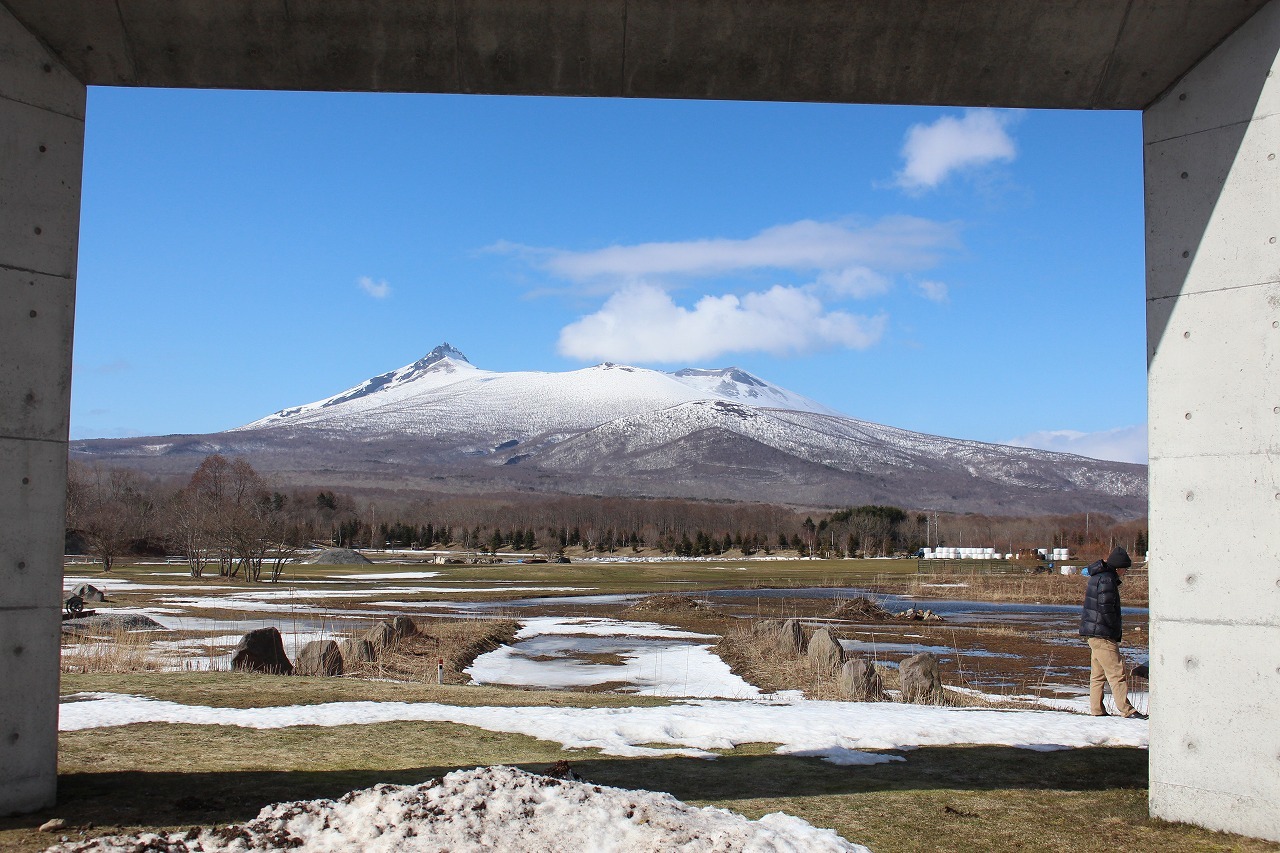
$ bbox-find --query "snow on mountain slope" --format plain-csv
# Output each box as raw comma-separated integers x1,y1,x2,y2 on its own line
75,342,1146,515
668,368,841,416
235,345,839,440
536,400,1144,497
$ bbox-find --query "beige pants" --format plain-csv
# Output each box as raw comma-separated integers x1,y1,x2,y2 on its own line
1087,637,1135,716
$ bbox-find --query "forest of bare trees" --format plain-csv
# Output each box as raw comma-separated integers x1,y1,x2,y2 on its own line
64,454,1147,576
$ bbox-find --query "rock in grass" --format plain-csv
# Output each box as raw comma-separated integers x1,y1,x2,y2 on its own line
231,627,293,675
391,615,420,640
806,628,845,673
70,583,106,602
838,658,886,701
365,621,398,651
777,618,806,656
296,640,344,677
899,652,944,704
339,638,376,664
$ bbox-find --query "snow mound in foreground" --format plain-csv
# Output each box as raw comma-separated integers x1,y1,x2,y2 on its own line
48,765,869,853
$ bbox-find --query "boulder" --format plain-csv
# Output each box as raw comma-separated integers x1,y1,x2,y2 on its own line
776,618,805,656
391,615,420,640
339,638,376,665
899,652,944,704
231,627,293,675
838,658,886,701
296,640,344,676
70,583,106,602
364,621,399,651
805,628,845,673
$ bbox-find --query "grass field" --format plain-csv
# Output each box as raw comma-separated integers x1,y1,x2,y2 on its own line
2,673,1272,853
25,559,1231,851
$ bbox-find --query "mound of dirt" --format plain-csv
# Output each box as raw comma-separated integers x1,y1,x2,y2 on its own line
304,548,373,565
829,597,894,622
625,594,715,614
61,613,166,633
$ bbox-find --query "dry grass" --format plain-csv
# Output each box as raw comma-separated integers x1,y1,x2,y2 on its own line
877,566,1149,607
2,708,1272,852
713,619,1003,707
346,616,518,684
57,626,211,675
61,627,162,674
60,671,674,710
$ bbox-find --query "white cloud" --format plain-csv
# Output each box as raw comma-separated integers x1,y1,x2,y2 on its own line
1007,425,1148,464
357,276,392,299
817,267,892,299
915,280,949,302
895,110,1018,192
557,283,887,363
505,216,957,285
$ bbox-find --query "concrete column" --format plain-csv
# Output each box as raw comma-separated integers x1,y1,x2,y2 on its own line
0,5,84,815
1144,0,1280,842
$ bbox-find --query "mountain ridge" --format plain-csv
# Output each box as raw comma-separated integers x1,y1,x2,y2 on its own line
72,343,1148,518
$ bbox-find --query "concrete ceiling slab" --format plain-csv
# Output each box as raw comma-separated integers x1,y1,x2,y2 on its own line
1,0,1272,109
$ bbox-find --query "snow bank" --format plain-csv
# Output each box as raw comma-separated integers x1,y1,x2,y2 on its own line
468,638,760,699
45,765,868,853
59,692,1147,762
467,616,756,698
515,616,716,640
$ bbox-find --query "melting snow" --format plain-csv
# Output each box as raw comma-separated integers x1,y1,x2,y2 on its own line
45,766,867,852
59,692,1148,761
467,616,754,698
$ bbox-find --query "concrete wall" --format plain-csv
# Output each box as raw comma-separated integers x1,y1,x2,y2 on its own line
1144,0,1280,841
0,4,84,816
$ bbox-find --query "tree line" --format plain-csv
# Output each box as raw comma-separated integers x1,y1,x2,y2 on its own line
65,454,1149,579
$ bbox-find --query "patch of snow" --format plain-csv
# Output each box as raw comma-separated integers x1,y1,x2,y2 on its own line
468,638,759,699
59,692,1149,760
46,765,867,853
515,616,716,640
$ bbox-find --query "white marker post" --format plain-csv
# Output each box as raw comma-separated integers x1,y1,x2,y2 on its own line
437,657,444,685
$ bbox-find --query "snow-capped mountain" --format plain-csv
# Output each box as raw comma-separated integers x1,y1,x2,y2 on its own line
71,343,1148,517
237,343,841,438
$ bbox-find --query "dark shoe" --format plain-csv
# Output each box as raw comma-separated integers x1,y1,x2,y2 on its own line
1124,711,1148,720
1090,712,1109,717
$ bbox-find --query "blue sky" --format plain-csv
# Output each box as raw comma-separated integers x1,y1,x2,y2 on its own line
72,89,1147,463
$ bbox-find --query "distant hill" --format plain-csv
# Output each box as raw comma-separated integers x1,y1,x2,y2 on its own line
71,343,1147,518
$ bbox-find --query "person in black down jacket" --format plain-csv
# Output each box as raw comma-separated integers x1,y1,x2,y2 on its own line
1079,546,1145,718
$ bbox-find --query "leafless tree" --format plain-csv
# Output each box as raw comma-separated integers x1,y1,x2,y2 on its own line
66,464,154,572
